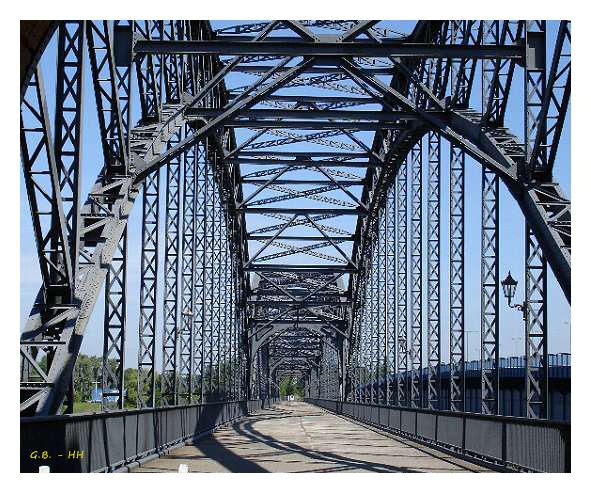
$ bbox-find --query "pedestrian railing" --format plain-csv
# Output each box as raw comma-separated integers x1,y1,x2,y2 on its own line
305,398,570,473
21,398,279,473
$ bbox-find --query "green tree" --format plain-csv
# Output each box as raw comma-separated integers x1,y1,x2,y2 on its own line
279,376,295,397
71,354,102,402
124,368,138,407
292,378,304,398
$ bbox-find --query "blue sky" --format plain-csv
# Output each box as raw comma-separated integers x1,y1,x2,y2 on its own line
20,20,571,370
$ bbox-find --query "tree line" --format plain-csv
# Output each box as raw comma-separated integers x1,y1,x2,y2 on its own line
39,353,243,408
278,376,305,398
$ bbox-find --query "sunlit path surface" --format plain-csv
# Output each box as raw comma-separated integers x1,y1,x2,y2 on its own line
132,402,492,473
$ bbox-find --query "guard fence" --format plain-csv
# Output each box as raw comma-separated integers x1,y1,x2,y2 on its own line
21,398,280,472
305,398,570,473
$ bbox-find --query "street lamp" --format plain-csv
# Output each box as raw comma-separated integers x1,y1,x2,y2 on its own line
501,271,526,320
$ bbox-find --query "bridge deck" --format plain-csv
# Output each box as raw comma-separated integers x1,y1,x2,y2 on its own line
131,401,493,473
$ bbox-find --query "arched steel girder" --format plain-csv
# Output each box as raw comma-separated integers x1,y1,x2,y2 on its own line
345,118,571,314
20,20,246,415
21,104,193,415
270,357,319,375
250,323,341,361
129,57,570,306
251,321,346,395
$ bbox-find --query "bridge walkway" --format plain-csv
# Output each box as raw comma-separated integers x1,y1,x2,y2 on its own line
131,401,493,473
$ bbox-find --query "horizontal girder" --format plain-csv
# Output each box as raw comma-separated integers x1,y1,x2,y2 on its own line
134,39,525,59
187,108,422,120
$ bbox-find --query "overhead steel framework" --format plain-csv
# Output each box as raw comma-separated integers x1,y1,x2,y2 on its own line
20,20,570,433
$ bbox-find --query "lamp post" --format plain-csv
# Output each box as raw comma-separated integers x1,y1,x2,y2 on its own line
500,271,527,320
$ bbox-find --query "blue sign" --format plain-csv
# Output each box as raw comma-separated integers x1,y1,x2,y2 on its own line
90,388,125,402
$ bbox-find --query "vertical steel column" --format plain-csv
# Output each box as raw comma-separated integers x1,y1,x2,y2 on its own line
362,276,370,403
133,21,160,122
84,14,128,386
227,213,232,401
219,182,227,401
161,128,182,406
322,346,326,399
329,346,333,399
449,143,465,412
54,21,86,412
481,21,524,128
369,233,377,404
258,351,263,400
194,142,206,402
449,20,479,110
113,21,132,152
111,21,133,409
332,345,338,399
351,310,361,402
251,351,258,399
410,140,423,409
327,348,332,399
222,204,231,401
231,226,238,401
481,23,501,415
377,203,387,404
149,21,164,116
524,21,547,177
239,278,247,401
180,21,196,96
321,344,327,398
356,282,365,402
93,21,130,410
212,159,222,401
178,142,197,404
86,21,126,173
54,20,85,289
525,225,548,418
481,21,499,125
137,168,160,408
427,131,441,410
159,18,182,405
226,203,234,401
396,158,408,407
234,213,241,402
227,216,233,401
481,168,500,415
386,184,397,406
102,232,127,410
530,21,570,175
315,364,320,400
447,19,473,413
203,141,214,401
162,20,181,104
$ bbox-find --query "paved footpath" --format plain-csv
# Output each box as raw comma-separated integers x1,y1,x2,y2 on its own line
132,401,493,473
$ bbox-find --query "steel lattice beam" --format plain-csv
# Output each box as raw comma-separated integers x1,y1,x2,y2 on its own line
525,225,548,419
449,144,465,412
426,131,441,410
134,38,524,59
161,128,182,406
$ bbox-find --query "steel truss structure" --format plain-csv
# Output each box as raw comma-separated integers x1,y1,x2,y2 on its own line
21,20,570,431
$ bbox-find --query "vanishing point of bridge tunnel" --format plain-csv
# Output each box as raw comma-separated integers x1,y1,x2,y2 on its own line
20,20,571,473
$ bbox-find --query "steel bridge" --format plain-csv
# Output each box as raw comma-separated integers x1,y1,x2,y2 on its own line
20,20,571,473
